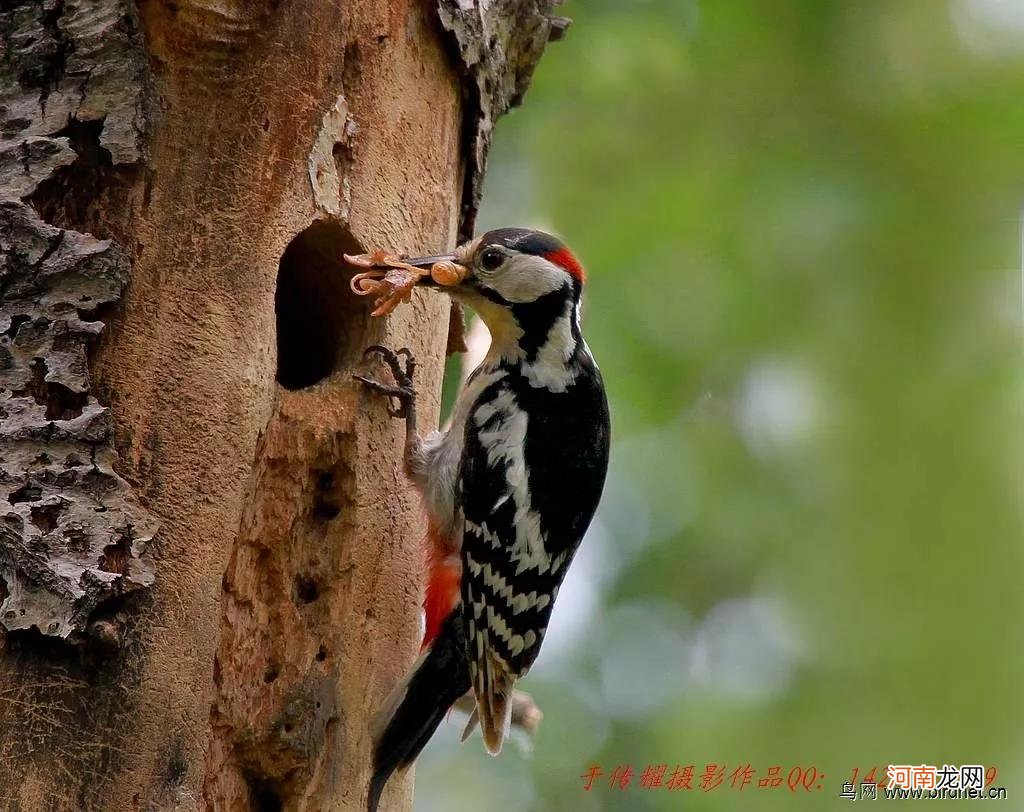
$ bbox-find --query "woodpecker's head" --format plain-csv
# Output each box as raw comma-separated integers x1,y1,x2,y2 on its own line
406,228,586,360
408,228,584,304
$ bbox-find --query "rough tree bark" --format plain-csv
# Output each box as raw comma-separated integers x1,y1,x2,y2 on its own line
0,1,563,810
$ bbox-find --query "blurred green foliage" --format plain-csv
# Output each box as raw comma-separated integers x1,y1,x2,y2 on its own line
420,1,1023,809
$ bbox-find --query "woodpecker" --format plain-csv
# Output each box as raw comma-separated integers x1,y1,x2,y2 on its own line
356,228,610,811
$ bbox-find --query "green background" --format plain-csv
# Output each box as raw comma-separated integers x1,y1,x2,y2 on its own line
420,1,1022,809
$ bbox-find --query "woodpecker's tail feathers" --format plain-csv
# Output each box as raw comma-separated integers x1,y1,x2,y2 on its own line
368,608,470,812
459,703,479,742
475,649,516,755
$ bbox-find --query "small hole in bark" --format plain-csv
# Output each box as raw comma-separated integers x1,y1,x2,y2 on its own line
294,575,319,604
312,469,341,520
98,536,132,575
76,300,117,324
42,382,86,420
316,645,328,662
263,665,279,684
275,221,365,390
8,483,41,504
29,501,64,532
246,775,283,812
5,315,30,338
11,358,87,419
283,722,293,734
28,118,137,237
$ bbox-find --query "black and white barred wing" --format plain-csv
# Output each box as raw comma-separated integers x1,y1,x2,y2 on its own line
459,386,567,754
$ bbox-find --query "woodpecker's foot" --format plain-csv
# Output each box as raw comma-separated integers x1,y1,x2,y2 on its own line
354,345,417,418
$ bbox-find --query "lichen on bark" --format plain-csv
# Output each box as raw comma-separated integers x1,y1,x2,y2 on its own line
0,0,155,641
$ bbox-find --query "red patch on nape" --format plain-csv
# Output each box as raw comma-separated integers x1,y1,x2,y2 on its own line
545,247,586,284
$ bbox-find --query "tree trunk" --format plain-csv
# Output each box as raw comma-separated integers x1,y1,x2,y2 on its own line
0,1,561,809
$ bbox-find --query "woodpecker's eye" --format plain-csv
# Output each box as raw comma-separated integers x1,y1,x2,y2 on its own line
479,247,504,271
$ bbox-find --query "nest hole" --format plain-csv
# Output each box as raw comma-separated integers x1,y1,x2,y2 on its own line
275,221,366,390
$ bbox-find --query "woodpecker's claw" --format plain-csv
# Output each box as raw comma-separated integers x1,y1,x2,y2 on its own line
355,346,416,419
364,345,416,387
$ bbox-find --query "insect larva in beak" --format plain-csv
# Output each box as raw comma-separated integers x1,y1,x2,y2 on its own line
430,261,469,287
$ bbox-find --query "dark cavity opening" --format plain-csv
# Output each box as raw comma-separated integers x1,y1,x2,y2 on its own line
245,774,283,812
294,574,320,604
312,468,342,520
28,117,137,239
275,221,365,390
29,501,64,532
8,483,41,504
11,357,87,420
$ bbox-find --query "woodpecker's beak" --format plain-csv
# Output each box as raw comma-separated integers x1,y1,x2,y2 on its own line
402,253,456,269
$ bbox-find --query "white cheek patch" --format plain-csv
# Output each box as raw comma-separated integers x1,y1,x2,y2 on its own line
521,301,579,392
487,254,567,303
